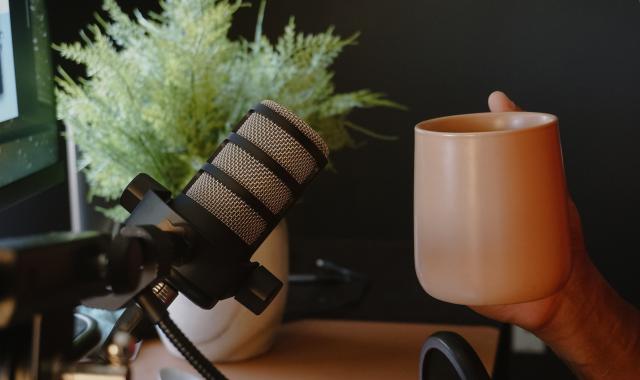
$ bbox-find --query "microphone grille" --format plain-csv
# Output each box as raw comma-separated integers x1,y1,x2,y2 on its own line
237,113,318,184
186,172,267,245
212,142,292,214
184,100,328,246
260,100,329,158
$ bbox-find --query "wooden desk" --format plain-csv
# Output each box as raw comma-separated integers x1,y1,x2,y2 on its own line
132,320,499,379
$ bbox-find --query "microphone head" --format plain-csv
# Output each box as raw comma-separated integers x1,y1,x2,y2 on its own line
184,100,329,246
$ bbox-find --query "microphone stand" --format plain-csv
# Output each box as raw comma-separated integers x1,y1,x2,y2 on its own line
136,287,228,379
92,223,229,379
99,280,228,380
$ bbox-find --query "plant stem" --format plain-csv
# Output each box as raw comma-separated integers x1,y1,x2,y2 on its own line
254,0,267,47
344,120,398,141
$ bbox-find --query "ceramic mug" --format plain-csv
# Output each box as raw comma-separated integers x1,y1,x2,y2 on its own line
414,112,572,305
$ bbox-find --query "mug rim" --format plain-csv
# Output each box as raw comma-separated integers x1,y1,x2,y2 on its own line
415,111,558,137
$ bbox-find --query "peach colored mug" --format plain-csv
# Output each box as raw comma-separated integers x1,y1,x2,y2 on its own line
414,112,572,305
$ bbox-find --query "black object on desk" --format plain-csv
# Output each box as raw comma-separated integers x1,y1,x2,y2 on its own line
420,331,491,380
287,258,369,321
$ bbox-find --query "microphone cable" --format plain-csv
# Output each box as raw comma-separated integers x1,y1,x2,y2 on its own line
137,287,228,380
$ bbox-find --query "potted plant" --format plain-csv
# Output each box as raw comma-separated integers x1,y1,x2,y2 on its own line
56,0,399,362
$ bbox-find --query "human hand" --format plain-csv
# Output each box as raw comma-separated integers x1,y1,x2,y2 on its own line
471,91,588,332
470,92,640,379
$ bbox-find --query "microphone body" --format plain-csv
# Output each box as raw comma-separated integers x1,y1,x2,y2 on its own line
112,100,328,314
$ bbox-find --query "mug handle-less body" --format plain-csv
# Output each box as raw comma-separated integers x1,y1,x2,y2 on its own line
419,331,491,380
414,112,571,305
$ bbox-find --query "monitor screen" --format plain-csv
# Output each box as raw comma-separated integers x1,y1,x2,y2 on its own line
0,0,58,189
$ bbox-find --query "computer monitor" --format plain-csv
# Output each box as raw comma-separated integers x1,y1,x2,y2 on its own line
0,0,64,211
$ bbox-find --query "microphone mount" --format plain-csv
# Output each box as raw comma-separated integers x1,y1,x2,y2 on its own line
107,172,283,315
94,172,286,380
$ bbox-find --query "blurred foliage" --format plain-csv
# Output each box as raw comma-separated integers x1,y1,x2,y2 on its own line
55,0,401,221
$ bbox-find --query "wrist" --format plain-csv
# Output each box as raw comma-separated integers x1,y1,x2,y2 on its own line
533,256,640,378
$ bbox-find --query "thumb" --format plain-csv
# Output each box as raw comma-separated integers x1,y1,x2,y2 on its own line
488,91,521,112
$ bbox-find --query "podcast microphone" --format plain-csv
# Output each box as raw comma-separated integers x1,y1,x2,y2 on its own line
105,100,329,315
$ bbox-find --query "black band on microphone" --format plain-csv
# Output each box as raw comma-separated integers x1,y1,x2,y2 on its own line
251,103,328,169
199,163,276,226
226,132,302,195
231,112,251,133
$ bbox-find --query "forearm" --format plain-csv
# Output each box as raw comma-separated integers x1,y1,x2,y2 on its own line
533,256,640,379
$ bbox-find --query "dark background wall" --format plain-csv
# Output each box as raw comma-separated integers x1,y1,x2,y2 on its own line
45,0,640,309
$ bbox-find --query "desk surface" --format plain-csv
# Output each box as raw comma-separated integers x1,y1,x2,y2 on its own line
132,319,499,380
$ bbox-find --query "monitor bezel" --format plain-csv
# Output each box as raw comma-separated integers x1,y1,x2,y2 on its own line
0,127,66,210
0,0,66,211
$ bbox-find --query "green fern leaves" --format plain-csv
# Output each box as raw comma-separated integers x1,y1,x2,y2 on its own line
55,0,398,221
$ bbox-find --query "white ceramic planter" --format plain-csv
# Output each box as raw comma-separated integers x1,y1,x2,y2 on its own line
158,220,289,362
